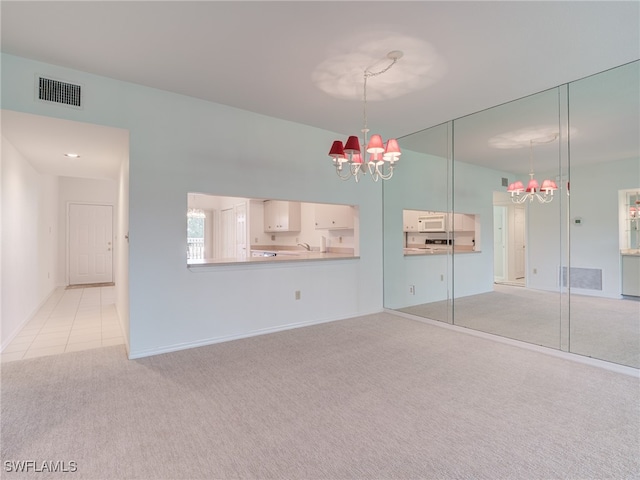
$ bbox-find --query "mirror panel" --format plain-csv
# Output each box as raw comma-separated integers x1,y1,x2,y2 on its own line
383,122,453,323
451,86,566,349
566,61,640,367
383,61,639,368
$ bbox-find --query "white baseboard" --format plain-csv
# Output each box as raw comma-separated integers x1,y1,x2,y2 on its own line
1,285,59,352
387,309,640,378
127,310,376,360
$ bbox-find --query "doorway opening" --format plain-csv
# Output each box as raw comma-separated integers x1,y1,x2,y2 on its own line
1,110,129,363
68,203,114,286
493,192,526,287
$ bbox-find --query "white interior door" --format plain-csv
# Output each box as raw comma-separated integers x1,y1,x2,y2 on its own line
69,204,113,285
493,206,507,282
513,205,526,279
221,208,235,259
235,203,247,260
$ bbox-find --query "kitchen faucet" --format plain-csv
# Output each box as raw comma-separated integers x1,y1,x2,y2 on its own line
297,242,311,251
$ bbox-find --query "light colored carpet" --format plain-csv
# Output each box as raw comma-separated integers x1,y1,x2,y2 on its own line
398,284,640,368
2,312,639,479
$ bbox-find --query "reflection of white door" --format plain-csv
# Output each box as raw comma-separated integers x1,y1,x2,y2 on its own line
493,206,506,282
513,206,526,279
69,204,113,285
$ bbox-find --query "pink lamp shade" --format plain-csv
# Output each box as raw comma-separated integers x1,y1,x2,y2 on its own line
507,181,525,194
329,140,345,160
630,207,637,218
366,134,385,154
526,178,539,192
541,179,558,193
344,136,361,154
383,138,401,162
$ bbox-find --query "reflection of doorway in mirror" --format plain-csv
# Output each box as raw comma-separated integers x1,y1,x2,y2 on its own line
493,206,507,283
513,206,525,281
493,194,526,286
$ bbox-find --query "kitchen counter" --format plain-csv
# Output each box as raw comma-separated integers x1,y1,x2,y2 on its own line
403,247,479,256
188,250,357,267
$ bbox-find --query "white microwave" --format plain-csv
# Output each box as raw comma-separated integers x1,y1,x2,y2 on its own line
418,214,448,232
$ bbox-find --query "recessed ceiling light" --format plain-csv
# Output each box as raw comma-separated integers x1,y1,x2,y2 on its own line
64,153,80,158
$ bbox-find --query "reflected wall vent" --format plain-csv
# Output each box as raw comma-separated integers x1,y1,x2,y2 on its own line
36,75,83,108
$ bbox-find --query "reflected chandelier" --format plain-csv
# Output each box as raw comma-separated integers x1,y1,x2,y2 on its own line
328,51,403,182
507,135,558,204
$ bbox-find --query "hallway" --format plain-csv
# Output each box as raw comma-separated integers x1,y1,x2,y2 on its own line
1,285,124,363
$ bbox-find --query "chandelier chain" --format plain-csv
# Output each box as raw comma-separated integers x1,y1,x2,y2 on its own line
362,56,399,140
327,51,403,183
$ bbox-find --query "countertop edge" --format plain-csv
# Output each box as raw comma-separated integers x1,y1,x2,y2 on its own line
403,250,481,256
187,255,360,268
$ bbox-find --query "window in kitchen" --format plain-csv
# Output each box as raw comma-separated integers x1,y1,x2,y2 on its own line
187,208,206,260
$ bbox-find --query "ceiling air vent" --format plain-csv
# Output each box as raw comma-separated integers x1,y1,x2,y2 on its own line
37,76,82,108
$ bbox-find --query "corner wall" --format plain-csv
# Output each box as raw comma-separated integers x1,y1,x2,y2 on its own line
1,54,384,358
1,135,58,348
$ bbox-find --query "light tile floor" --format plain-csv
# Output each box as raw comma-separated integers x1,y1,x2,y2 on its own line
1,285,124,363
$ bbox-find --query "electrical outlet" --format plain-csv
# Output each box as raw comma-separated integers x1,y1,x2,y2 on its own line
295,290,301,300
255,237,258,243
339,236,343,243
409,285,415,295
440,274,444,281
533,268,537,274
271,235,275,241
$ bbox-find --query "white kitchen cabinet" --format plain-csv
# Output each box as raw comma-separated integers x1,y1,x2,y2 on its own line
403,210,422,232
453,213,476,231
315,204,354,230
621,254,640,297
264,200,301,232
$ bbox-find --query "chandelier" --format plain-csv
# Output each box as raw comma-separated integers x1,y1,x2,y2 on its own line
507,135,558,204
187,208,205,219
328,51,403,182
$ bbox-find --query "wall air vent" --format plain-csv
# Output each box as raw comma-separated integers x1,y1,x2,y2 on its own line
36,76,82,108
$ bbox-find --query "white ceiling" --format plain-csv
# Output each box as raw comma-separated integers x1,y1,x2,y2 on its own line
1,1,639,178
1,110,129,180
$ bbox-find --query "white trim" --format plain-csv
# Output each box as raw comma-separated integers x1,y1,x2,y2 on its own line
1,285,58,352
127,310,378,360
66,202,115,286
386,309,640,378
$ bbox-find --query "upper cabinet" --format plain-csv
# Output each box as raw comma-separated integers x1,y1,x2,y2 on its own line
402,210,476,233
264,200,301,232
315,204,354,230
453,213,476,232
403,210,422,232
